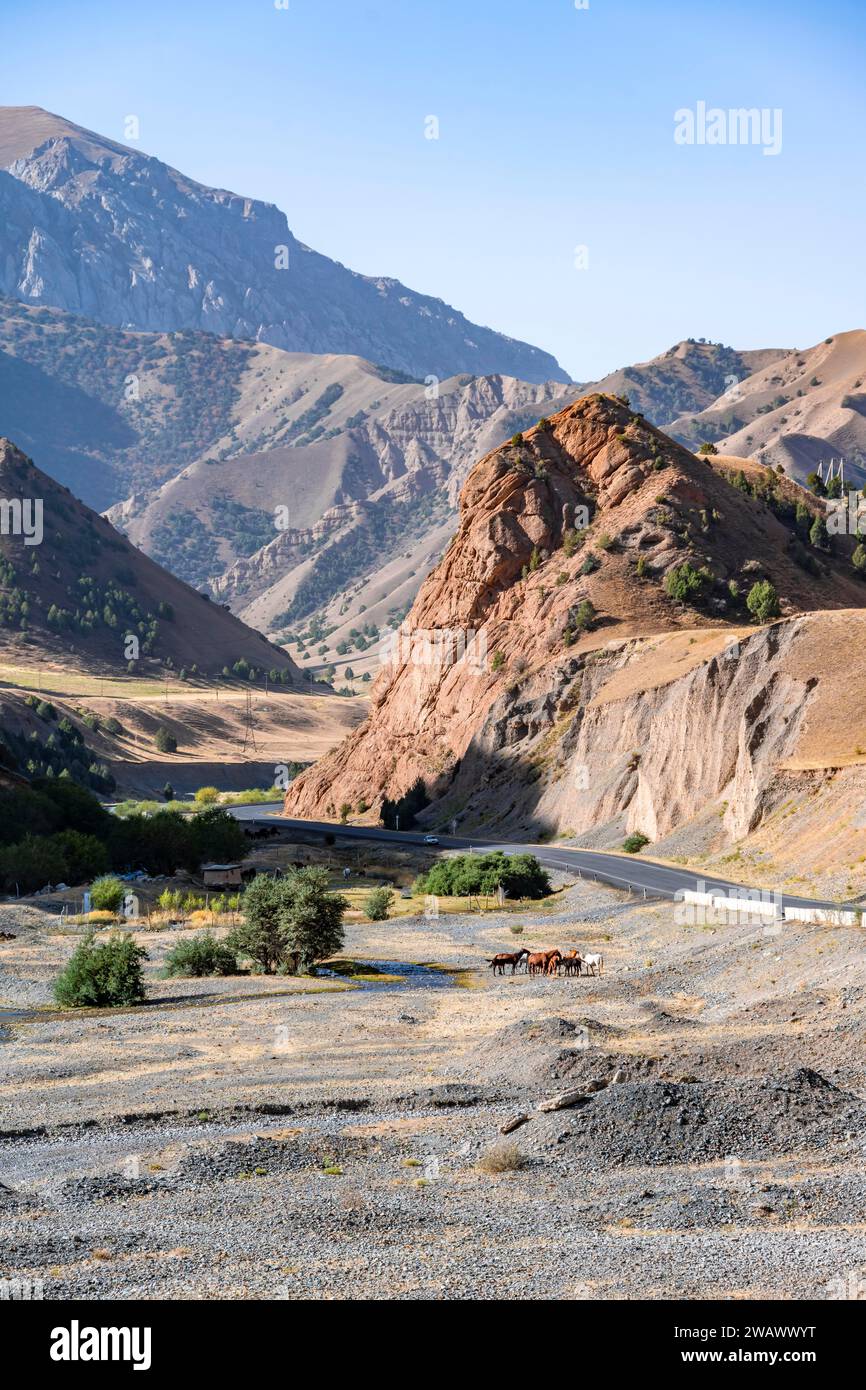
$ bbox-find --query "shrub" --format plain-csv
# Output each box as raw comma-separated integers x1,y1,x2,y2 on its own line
622,832,650,854
809,515,830,550
154,726,177,754
746,580,781,623
415,851,550,900
54,932,148,1008
853,543,866,573
365,887,394,921
476,1142,524,1174
573,599,596,631
90,874,126,912
162,932,238,978
491,651,506,672
194,786,220,805
579,553,600,575
562,528,583,557
664,562,704,604
697,442,718,455
806,471,827,498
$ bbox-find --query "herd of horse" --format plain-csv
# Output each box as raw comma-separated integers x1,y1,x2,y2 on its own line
486,947,604,978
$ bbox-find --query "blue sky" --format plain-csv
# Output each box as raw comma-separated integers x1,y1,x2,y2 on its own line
2,0,864,380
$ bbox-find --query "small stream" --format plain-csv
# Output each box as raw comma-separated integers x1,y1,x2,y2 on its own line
318,960,458,992
0,960,457,1036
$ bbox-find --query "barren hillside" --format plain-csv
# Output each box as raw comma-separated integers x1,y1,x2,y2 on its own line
671,330,866,484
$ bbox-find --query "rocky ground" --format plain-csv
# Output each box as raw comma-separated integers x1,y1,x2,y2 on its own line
2,875,866,1300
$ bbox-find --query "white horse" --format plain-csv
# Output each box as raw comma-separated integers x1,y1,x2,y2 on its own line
583,952,604,977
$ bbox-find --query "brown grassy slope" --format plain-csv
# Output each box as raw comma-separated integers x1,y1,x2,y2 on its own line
284,393,866,821
0,439,304,680
671,329,866,484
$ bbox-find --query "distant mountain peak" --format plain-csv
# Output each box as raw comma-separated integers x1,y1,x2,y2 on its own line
0,104,569,384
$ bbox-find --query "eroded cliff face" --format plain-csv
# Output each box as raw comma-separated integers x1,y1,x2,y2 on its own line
284,393,866,854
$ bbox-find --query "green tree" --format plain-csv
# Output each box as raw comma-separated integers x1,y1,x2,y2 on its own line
187,807,246,867
746,580,781,623
0,834,68,893
279,866,347,972
154,726,178,753
229,875,288,973
54,931,147,1007
809,514,830,550
664,562,704,603
806,471,827,497
53,831,109,885
365,886,394,921
853,543,866,573
162,932,238,978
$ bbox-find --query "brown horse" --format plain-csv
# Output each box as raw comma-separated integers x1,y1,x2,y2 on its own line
560,949,584,977
546,950,564,975
487,949,529,976
527,948,563,976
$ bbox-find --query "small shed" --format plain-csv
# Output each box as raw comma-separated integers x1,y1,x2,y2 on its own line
201,862,243,888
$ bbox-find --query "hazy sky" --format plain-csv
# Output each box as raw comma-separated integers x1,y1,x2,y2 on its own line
3,0,864,380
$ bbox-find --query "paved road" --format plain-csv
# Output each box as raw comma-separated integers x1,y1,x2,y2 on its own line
231,805,854,912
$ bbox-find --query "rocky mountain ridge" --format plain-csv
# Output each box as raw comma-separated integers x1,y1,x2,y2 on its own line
0,105,566,384
283,394,866,869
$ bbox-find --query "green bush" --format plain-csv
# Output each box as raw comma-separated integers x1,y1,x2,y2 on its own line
622,832,650,854
90,874,126,912
746,580,781,623
162,932,238,978
809,515,830,550
415,851,551,900
54,932,148,1008
365,887,394,921
154,726,178,754
664,562,704,604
